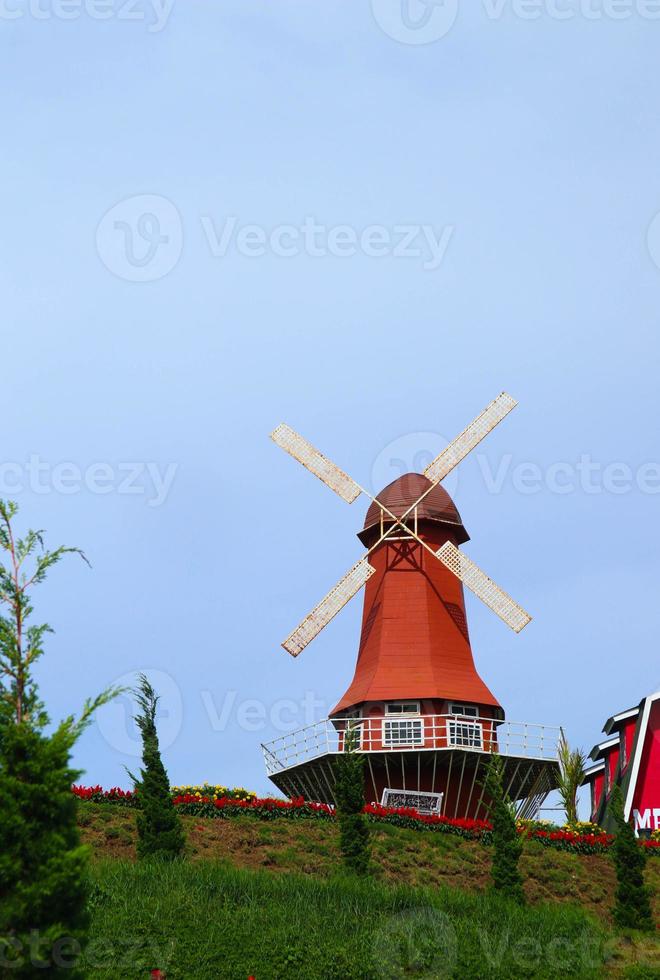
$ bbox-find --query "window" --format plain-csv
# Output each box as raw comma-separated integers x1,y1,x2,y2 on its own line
619,730,627,769
383,718,424,747
448,720,483,749
449,703,479,718
385,702,420,715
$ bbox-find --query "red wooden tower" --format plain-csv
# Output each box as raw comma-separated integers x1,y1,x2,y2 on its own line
262,396,560,818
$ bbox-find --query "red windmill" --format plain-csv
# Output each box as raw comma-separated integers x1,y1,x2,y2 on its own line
262,395,561,819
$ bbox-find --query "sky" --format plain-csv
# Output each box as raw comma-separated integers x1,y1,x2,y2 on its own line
1,2,659,811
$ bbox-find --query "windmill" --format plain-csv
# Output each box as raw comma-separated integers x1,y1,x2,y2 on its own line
272,392,530,657
262,394,560,820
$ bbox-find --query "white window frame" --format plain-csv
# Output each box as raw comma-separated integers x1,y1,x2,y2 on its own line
448,703,479,718
385,702,420,716
447,719,483,749
382,717,424,747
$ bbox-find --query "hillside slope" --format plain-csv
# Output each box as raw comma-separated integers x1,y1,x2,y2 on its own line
79,803,659,924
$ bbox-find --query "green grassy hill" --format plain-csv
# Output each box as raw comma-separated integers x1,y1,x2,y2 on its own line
79,803,659,978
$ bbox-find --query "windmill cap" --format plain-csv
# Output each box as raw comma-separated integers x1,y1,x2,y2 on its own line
359,473,469,546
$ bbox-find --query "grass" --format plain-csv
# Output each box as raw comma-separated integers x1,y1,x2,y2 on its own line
85,860,612,979
77,803,659,977
78,803,660,923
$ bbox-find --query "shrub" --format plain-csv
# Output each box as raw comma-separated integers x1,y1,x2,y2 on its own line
334,726,370,875
130,674,185,861
483,754,525,904
0,723,89,976
609,785,653,931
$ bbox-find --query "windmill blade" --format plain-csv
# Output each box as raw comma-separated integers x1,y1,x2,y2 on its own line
423,392,517,485
271,423,362,504
435,541,531,633
282,557,375,656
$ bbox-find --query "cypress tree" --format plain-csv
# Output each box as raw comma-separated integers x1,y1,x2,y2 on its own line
609,785,653,931
334,725,370,875
131,674,185,861
484,753,525,905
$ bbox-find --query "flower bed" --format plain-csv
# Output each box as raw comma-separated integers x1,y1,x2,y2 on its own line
71,783,255,807
72,786,660,857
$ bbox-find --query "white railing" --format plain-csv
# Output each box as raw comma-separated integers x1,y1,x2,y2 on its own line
262,714,561,777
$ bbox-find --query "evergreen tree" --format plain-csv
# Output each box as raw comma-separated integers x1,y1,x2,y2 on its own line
609,785,653,931
334,724,370,875
484,753,525,905
0,722,89,976
0,499,117,975
131,674,185,860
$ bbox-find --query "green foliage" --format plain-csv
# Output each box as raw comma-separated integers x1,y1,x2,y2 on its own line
484,753,525,904
0,500,119,975
0,498,89,727
557,736,586,827
0,721,89,976
334,725,370,875
83,860,609,978
131,674,185,861
609,785,654,931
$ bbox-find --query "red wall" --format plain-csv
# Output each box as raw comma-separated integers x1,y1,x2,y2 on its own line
332,523,502,715
632,700,660,832
590,771,605,819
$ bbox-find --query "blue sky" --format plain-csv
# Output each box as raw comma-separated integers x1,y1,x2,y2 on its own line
2,2,659,807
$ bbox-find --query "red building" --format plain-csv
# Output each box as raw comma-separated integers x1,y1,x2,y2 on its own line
263,474,561,818
582,690,660,835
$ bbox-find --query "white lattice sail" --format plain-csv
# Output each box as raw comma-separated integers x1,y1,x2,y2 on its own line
424,392,517,485
271,423,362,504
282,557,376,656
435,541,531,633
